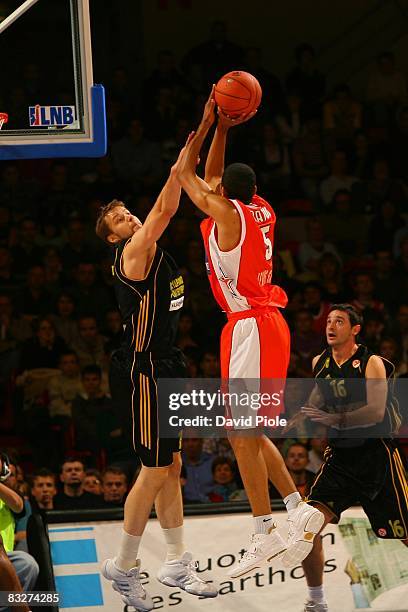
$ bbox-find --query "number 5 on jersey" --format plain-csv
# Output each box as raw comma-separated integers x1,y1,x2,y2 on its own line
261,225,272,260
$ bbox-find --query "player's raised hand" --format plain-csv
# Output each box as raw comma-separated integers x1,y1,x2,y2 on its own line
201,85,216,128
171,131,195,175
217,108,257,129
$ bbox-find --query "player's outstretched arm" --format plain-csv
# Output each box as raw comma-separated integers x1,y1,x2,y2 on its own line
125,139,191,256
204,108,256,190
177,90,239,228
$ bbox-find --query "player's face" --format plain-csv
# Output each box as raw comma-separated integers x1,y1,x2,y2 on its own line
107,205,142,241
326,310,359,346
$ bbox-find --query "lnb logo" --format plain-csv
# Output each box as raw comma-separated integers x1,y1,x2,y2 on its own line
29,105,76,127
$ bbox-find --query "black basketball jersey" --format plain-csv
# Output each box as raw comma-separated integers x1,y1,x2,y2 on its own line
313,344,401,447
112,240,184,354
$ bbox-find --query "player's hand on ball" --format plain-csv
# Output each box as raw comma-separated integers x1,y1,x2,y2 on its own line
301,406,340,426
218,108,257,129
201,86,216,128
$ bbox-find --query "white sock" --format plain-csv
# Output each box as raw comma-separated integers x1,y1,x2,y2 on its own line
284,491,302,512
162,525,185,561
253,513,274,534
308,585,326,604
116,530,142,571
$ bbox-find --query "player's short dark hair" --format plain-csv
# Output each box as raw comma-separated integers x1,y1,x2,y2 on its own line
221,163,256,205
95,199,125,244
328,303,363,327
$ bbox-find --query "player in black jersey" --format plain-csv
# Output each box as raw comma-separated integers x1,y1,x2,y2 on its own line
287,304,408,612
95,141,217,610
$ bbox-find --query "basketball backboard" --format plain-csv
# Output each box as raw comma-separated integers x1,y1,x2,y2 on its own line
0,0,106,159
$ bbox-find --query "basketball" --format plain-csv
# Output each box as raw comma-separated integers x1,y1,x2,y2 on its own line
214,71,262,117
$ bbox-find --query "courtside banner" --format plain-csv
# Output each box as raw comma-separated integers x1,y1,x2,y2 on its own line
158,378,408,439
48,508,408,611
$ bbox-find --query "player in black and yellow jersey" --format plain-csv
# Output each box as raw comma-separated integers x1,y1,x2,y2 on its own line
95,139,217,610
288,304,407,612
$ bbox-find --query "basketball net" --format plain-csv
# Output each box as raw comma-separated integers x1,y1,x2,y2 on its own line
0,113,8,129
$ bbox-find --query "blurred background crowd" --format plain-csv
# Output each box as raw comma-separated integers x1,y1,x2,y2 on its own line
1,20,408,524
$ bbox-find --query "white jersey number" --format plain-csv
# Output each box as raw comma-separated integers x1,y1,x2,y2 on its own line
261,225,272,261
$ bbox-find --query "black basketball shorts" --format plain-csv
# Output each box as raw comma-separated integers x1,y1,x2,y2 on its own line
307,438,408,539
109,347,186,467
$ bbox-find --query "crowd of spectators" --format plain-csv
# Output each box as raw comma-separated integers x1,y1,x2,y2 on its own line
1,22,408,511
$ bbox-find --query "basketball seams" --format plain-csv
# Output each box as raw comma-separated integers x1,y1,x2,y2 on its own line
214,70,262,117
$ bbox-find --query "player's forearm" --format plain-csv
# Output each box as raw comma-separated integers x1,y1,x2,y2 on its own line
159,173,182,217
339,402,386,428
0,483,23,513
205,123,228,185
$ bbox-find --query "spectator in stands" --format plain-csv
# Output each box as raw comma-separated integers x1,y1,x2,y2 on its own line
144,49,189,110
0,453,39,593
306,427,328,474
182,438,213,503
176,311,198,351
323,189,367,257
349,130,372,179
11,217,43,275
53,458,105,510
298,218,340,274
291,309,325,376
292,115,330,203
111,118,162,195
286,43,326,112
367,52,407,127
0,164,35,221
368,200,406,254
392,106,408,181
71,315,107,371
19,316,67,371
323,84,362,143
208,457,242,503
361,309,385,354
317,252,345,303
394,236,408,300
320,150,359,207
0,204,15,247
101,467,128,506
103,308,123,355
19,264,51,320
275,91,304,145
373,250,399,308
72,364,124,462
83,469,103,496
39,162,81,225
0,293,31,354
284,442,316,498
243,47,285,116
379,337,407,376
394,304,408,363
70,261,115,321
61,218,93,276
4,458,31,552
359,160,406,214
48,351,83,422
30,468,57,511
350,272,385,316
49,292,79,348
199,350,220,377
41,246,64,298
0,246,19,296
251,122,292,202
303,282,331,336
181,20,243,91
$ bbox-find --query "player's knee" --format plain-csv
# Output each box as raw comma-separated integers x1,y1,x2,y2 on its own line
140,465,170,483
